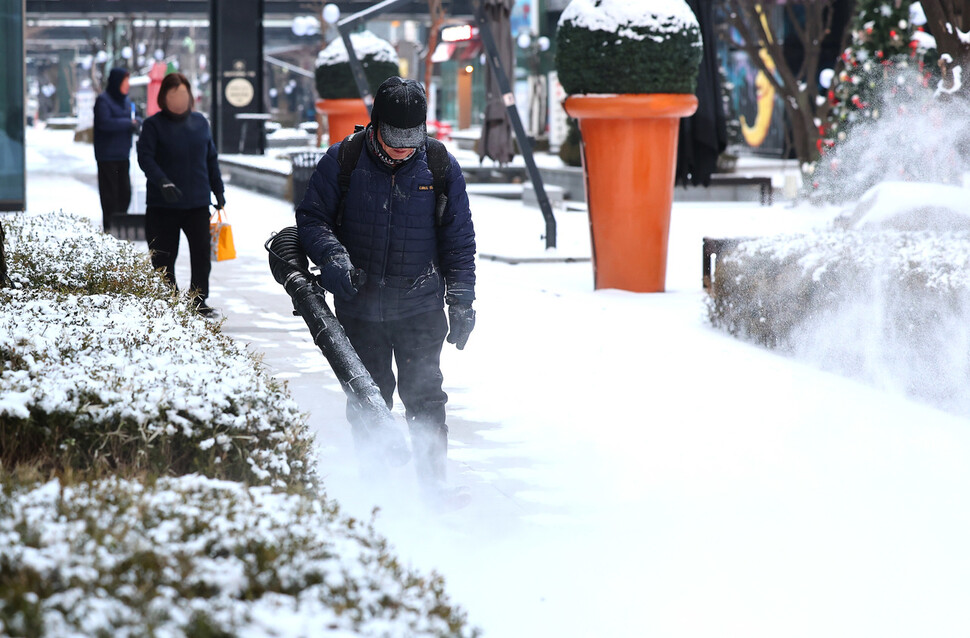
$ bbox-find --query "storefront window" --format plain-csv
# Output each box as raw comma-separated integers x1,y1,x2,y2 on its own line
1,0,26,211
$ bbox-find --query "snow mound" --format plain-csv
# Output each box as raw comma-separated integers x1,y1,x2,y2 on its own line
558,0,699,40
316,30,398,68
844,181,970,232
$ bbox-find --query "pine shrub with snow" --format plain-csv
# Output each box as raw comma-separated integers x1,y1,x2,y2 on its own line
554,0,703,95
314,31,401,100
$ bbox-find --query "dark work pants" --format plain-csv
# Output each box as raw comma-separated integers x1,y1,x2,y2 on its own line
338,309,449,431
97,160,131,229
145,205,212,301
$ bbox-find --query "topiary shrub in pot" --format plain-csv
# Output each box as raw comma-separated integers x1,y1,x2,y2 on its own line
557,0,703,292
314,30,400,145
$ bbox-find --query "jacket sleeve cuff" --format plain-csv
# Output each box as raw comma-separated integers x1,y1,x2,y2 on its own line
445,280,475,306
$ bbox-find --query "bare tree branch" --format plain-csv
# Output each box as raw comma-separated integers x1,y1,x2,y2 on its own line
725,0,844,164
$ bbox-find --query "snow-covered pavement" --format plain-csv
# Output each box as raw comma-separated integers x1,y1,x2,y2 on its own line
21,127,970,637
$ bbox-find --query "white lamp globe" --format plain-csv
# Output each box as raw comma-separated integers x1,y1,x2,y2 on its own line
322,4,340,24
819,68,835,89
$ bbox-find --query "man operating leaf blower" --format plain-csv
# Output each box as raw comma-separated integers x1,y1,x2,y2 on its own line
296,77,476,507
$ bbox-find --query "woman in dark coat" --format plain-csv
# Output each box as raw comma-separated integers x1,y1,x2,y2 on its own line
93,67,139,230
137,72,225,317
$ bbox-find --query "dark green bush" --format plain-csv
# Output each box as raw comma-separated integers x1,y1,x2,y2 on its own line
558,118,583,167
314,32,401,100
555,6,702,95
315,57,401,100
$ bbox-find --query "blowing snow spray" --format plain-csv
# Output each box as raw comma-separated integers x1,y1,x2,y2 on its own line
265,226,410,468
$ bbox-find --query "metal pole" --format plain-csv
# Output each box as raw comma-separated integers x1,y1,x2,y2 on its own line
337,25,374,115
473,0,556,249
336,0,416,29
264,54,314,78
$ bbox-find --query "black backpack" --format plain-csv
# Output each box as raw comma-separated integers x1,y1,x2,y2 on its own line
335,126,451,229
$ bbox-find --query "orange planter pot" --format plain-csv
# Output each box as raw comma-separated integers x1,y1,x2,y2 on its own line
564,94,698,293
315,98,369,147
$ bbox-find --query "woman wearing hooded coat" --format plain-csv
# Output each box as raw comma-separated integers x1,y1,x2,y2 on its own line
137,72,225,318
93,67,140,230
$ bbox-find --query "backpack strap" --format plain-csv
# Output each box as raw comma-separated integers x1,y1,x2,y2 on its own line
334,129,366,229
424,138,451,227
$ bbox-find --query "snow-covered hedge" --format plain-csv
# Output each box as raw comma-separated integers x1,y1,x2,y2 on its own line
0,211,479,636
708,230,970,409
3,211,171,298
315,31,400,100
0,475,477,637
0,288,313,487
555,0,703,95
0,212,313,486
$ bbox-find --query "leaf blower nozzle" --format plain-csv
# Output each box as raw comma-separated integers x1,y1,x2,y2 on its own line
265,227,410,468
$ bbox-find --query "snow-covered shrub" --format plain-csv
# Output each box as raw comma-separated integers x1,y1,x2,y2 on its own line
2,211,171,298
0,475,478,637
315,31,400,100
0,288,315,487
0,211,313,486
555,0,702,95
708,231,970,411
0,213,478,637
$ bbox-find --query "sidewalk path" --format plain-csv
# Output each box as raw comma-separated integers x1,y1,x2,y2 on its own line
21,126,970,638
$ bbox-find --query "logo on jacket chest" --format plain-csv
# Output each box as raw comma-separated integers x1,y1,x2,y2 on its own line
417,184,433,191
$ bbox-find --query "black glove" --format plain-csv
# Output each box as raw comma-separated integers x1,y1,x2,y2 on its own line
130,120,141,134
215,192,226,209
160,182,183,204
317,253,359,301
447,304,475,350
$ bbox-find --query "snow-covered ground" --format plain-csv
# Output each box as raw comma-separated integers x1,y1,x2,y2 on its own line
19,127,970,637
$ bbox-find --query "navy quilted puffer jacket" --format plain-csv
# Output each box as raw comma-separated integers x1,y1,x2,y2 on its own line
295,138,476,322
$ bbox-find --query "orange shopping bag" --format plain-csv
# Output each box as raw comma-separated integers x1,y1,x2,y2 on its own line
210,208,236,261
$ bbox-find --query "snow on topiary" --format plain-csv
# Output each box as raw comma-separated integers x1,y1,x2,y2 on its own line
555,0,703,95
0,475,479,637
315,31,401,100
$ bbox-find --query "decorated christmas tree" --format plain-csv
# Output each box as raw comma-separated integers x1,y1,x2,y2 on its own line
824,1,938,148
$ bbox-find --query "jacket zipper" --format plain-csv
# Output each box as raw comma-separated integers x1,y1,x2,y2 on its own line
378,173,394,321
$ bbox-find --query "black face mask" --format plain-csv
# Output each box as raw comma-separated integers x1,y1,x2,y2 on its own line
367,124,415,168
